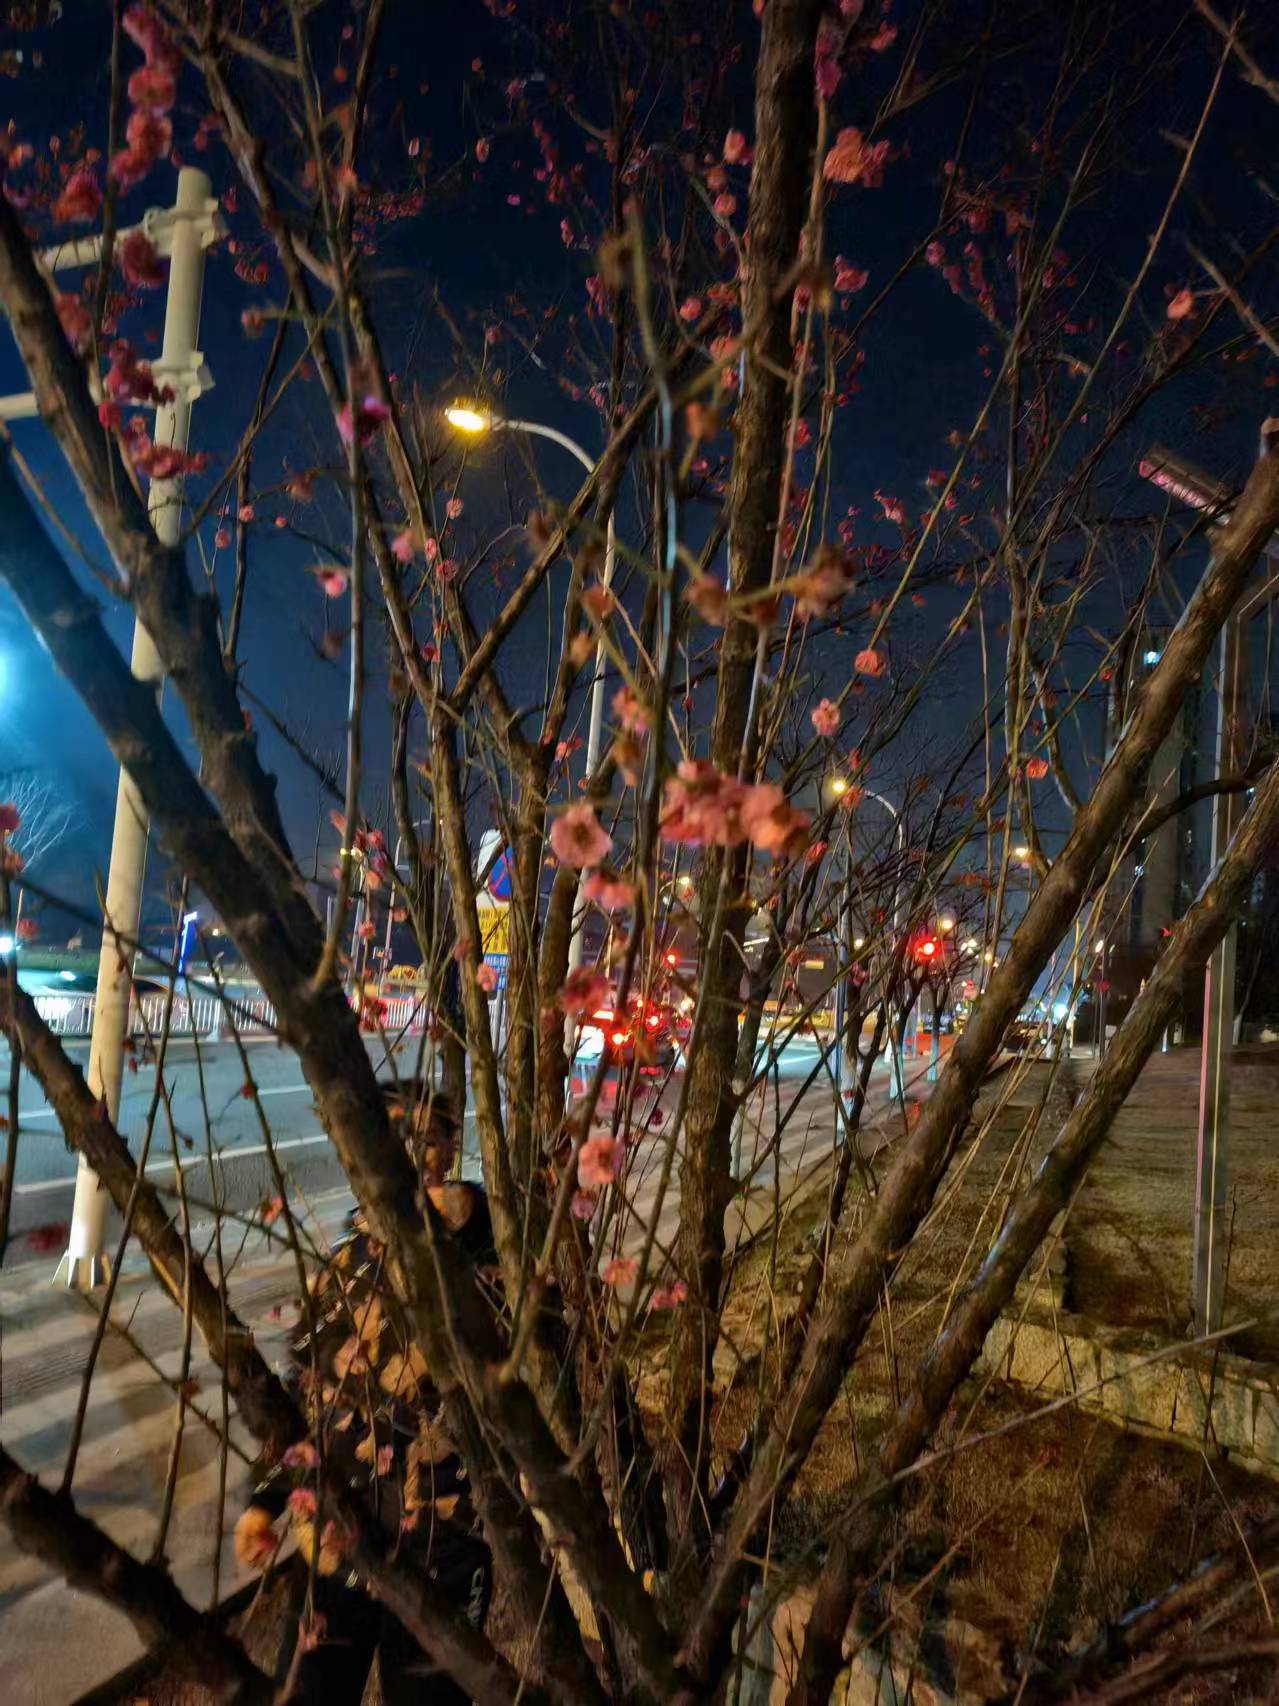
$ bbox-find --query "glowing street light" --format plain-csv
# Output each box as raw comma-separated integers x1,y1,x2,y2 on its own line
1013,844,1030,861
853,935,866,950
938,915,954,933
444,404,492,434
827,774,850,796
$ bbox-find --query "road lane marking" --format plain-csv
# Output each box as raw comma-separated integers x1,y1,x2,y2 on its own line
17,1108,481,1193
13,1132,333,1194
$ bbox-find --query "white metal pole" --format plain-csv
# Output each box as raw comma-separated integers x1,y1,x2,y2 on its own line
567,508,616,988
383,835,402,971
491,418,606,989
861,789,906,1101
1195,608,1245,1333
57,167,213,1288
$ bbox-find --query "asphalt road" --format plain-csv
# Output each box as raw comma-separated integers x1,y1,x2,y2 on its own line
2,1031,427,1248
1,1024,849,1255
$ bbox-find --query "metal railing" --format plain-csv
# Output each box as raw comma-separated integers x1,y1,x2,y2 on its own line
32,990,281,1040
30,988,446,1042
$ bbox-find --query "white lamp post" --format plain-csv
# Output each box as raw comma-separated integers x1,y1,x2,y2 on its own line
828,778,906,1102
444,405,616,980
0,167,222,1287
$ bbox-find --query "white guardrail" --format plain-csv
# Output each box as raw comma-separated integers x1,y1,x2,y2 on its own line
30,990,433,1041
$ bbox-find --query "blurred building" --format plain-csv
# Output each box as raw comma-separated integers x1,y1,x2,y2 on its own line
1112,637,1213,952
1091,632,1214,1031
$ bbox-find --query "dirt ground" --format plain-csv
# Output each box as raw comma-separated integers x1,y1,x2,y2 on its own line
677,1051,1279,1699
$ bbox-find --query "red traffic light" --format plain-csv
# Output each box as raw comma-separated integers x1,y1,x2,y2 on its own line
914,937,939,962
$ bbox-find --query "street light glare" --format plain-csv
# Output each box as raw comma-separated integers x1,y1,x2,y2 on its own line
445,404,491,434
828,775,849,796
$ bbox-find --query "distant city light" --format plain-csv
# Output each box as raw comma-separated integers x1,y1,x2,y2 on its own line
938,915,954,932
1013,844,1030,860
853,935,866,950
0,934,14,956
828,775,849,796
1143,648,1161,665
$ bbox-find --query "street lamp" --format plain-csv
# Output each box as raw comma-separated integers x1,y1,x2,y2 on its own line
827,778,907,1101
444,403,617,982
5,167,223,1290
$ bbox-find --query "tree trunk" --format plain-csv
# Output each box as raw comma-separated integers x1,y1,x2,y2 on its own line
665,0,824,1555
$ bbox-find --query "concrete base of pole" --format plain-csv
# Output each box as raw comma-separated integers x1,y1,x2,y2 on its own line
55,1155,116,1287
53,1250,112,1289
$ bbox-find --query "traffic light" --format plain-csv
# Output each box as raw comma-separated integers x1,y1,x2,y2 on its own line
914,936,939,964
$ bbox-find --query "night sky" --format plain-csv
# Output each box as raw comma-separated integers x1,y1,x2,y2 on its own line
2,0,1278,945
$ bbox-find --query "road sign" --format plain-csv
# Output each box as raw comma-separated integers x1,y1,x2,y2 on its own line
477,895,510,957
488,850,513,901
476,828,513,900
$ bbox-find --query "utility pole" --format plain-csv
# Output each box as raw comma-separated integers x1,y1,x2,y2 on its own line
48,168,220,1287
1138,439,1278,1334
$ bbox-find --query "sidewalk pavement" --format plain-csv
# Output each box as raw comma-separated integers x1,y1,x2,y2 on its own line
0,1064,908,1703
0,1189,353,1705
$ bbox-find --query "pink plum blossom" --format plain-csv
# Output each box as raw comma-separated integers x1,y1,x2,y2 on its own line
550,803,613,868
